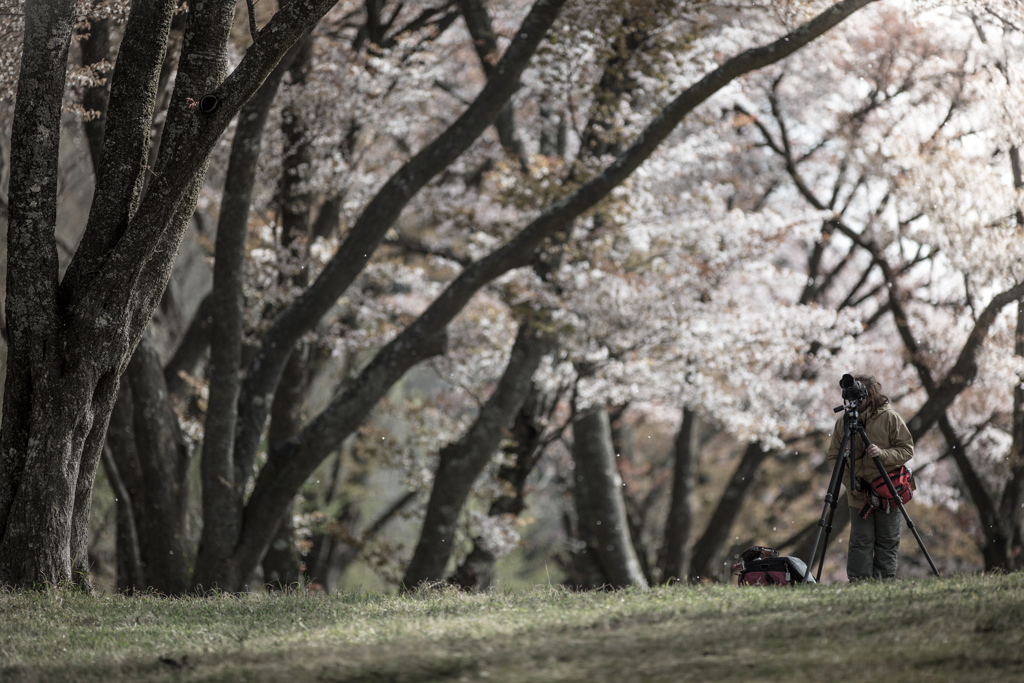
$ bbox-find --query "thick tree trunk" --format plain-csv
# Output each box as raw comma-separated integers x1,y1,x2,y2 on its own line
689,441,771,583
402,321,552,588
660,407,700,582
253,38,317,590
0,0,352,589
105,373,145,592
571,408,648,589
609,405,657,585
0,0,94,588
564,448,612,589
69,377,121,590
167,0,243,587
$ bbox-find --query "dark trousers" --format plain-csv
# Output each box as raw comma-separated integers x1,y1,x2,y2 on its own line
847,506,902,580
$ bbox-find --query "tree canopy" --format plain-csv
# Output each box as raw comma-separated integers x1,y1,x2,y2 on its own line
1,0,1023,592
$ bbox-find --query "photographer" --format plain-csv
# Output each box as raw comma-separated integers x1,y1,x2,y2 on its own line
826,375,914,581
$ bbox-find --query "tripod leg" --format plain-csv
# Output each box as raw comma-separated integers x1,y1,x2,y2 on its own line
804,426,852,582
815,456,846,582
857,427,940,577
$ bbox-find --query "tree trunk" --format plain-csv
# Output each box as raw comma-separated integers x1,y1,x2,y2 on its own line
103,330,192,594
451,378,555,591
661,407,700,582
571,408,648,589
0,0,360,589
259,345,310,589
609,405,657,585
448,545,497,591
124,331,193,593
402,321,553,588
100,445,145,592
689,441,771,583
564,454,611,589
253,38,318,589
939,415,1013,571
456,0,528,171
192,43,302,590
105,370,145,592
0,0,100,588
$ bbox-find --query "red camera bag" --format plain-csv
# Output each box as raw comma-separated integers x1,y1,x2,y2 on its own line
858,465,915,519
733,547,815,586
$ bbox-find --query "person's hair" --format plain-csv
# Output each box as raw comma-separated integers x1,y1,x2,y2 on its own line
854,375,889,414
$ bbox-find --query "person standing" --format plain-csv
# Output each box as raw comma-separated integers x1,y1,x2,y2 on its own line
827,375,914,581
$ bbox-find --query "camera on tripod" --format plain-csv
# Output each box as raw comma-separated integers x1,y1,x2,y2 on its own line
839,373,867,404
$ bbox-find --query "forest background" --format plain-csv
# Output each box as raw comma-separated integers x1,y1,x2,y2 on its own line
0,0,1023,594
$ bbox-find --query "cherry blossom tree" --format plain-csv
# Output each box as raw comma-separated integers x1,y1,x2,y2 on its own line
0,0,879,591
727,0,1024,572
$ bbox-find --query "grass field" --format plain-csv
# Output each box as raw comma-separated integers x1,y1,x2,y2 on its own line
2,573,1022,682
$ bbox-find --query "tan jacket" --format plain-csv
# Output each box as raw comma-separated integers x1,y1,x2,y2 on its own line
826,403,914,507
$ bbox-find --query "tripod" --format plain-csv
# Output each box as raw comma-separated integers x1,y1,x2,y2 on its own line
803,398,939,582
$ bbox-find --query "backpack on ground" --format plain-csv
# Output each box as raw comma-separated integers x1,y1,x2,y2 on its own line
732,546,816,586
858,465,915,519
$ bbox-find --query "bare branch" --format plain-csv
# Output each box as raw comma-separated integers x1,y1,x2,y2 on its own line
246,0,258,42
